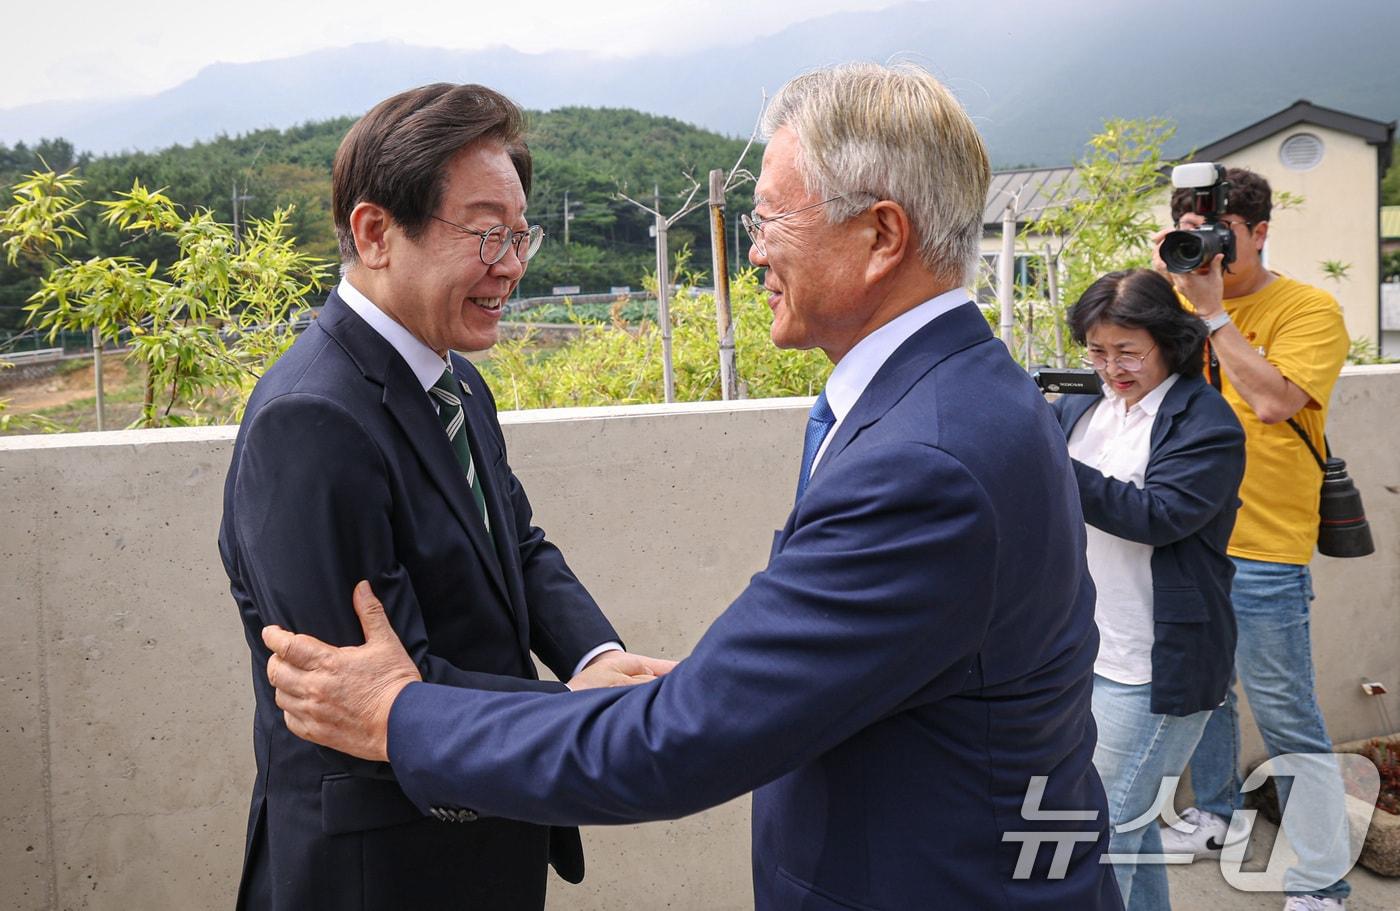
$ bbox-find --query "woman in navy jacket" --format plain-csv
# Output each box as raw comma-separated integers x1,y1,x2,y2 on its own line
1052,269,1245,910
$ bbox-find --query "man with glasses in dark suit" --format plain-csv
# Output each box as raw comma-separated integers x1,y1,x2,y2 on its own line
219,82,671,911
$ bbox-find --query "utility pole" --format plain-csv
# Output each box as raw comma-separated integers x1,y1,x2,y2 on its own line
563,189,574,246
708,169,737,400
653,185,675,402
232,181,254,249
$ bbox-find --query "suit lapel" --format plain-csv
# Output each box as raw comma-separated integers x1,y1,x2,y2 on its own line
1149,373,1197,451
318,292,512,610
1059,394,1100,436
453,361,534,655
775,302,994,554
815,302,995,475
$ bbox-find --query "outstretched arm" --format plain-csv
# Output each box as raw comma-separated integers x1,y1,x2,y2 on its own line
266,442,999,826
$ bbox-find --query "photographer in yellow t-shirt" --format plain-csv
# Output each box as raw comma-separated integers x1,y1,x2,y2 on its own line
1151,167,1352,911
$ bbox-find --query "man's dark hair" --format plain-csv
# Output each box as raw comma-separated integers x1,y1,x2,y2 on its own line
1068,269,1207,378
1170,166,1272,226
332,83,532,262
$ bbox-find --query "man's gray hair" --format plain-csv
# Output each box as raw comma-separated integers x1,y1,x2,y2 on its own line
762,62,990,285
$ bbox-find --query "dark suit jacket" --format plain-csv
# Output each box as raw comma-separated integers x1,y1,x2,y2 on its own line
384,303,1122,910
218,289,619,911
1052,374,1245,716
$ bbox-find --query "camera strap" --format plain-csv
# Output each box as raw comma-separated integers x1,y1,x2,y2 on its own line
1206,339,1330,474
1286,417,1330,475
1205,340,1222,392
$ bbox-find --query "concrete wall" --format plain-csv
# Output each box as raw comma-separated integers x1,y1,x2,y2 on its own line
2,374,1399,910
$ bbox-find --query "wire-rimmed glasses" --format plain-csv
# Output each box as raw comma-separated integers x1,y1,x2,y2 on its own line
1083,345,1157,373
740,196,844,257
429,216,545,265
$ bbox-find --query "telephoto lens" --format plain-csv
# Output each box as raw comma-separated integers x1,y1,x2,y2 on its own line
1159,222,1235,273
1317,457,1375,558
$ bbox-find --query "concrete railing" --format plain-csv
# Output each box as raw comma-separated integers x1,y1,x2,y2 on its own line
2,368,1399,910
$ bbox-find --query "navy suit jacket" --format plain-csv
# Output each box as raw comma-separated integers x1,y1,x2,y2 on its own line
1052,374,1245,716
218,290,619,910
386,303,1122,910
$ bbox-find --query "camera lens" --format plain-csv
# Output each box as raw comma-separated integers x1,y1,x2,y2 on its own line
1160,224,1235,273
1161,231,1206,272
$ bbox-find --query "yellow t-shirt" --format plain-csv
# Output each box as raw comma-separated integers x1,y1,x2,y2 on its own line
1213,275,1349,564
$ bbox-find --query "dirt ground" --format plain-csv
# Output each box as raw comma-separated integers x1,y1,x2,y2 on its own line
3,358,133,411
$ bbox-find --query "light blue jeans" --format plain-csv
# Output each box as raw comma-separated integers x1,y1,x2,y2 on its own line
1184,556,1351,900
1092,675,1212,909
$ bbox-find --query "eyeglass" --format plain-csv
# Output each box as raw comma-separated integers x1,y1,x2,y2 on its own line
429,215,545,265
1175,216,1256,232
740,196,844,257
1083,346,1156,373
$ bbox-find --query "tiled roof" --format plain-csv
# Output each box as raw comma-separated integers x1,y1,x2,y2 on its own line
983,166,1079,226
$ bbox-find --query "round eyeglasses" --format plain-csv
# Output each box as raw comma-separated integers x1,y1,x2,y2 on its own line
1083,346,1156,373
429,216,545,265
740,196,844,257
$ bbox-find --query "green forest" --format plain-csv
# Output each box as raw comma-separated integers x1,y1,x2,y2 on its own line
0,107,762,339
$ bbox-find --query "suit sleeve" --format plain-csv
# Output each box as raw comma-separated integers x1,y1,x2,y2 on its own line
386,440,999,824
232,392,563,696
1071,396,1245,547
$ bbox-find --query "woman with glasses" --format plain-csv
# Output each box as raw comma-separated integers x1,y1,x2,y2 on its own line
1051,269,1246,910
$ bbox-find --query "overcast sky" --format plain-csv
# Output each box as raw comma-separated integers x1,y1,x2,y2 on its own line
5,0,907,109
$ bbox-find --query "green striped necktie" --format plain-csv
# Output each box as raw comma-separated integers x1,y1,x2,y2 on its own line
428,368,491,538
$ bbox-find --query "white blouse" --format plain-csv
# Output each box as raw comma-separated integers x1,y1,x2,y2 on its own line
1066,374,1179,685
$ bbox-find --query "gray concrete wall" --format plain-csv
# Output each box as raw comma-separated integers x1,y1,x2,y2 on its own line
1,372,1398,910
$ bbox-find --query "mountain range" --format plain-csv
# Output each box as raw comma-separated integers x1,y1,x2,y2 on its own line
2,0,1396,167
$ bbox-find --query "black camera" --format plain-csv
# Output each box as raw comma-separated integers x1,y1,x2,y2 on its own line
1031,366,1102,396
1159,163,1235,273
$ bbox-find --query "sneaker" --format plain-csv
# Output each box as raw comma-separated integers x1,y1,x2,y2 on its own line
1159,806,1247,860
1282,897,1345,910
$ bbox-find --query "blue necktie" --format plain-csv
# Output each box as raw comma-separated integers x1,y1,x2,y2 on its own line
796,391,836,502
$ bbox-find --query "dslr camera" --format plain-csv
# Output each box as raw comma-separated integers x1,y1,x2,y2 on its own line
1159,163,1234,273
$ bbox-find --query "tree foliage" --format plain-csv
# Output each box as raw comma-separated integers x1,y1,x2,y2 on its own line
1000,118,1177,365
482,267,828,410
1,170,328,427
0,108,762,336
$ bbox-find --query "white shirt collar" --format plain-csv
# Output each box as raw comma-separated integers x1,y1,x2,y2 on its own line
337,277,456,394
1101,372,1179,418
823,288,970,423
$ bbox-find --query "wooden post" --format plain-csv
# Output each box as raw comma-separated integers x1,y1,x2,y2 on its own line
708,169,737,400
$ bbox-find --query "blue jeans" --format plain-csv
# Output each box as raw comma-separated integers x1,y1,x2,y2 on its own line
1186,556,1351,899
1092,675,1211,910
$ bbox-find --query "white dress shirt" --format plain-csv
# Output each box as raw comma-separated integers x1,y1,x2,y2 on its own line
1067,373,1180,685
810,287,972,474
337,279,621,677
